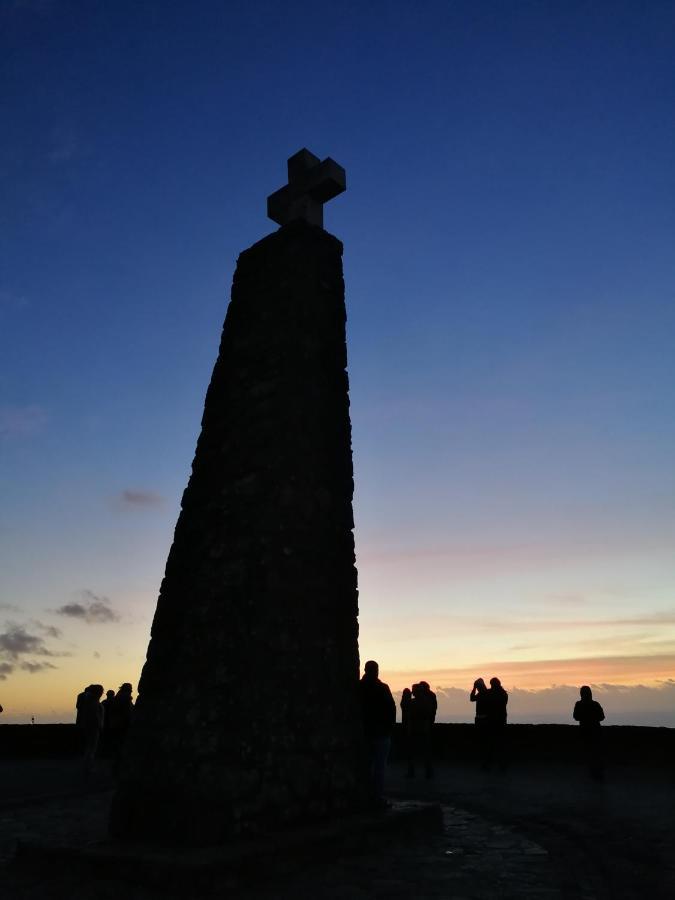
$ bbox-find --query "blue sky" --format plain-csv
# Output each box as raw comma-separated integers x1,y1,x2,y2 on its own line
1,0,674,722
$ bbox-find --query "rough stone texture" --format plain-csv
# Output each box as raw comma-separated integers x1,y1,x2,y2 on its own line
109,220,361,843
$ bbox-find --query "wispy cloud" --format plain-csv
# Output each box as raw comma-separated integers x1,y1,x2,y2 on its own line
545,592,587,606
363,608,675,639
20,660,57,674
0,622,63,678
359,533,675,574
118,489,165,509
32,620,62,639
56,590,120,624
0,624,55,660
0,405,48,438
0,662,14,680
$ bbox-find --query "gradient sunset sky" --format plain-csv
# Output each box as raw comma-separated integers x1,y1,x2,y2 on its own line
2,1,674,724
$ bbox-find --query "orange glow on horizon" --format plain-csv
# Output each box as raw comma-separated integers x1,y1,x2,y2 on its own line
384,653,675,692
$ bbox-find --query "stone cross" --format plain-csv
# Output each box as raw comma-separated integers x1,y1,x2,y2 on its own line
267,148,346,229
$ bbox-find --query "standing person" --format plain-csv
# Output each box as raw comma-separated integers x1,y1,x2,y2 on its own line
101,689,115,723
101,689,116,756
75,685,92,726
470,677,490,767
80,684,104,777
409,681,437,778
359,660,396,808
75,685,94,754
485,676,509,770
573,685,605,780
400,687,413,776
109,682,134,774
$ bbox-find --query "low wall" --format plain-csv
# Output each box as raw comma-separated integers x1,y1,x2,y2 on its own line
390,722,675,767
1,723,673,766
0,724,82,758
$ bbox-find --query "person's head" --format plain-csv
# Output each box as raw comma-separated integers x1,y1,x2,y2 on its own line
401,688,412,699
90,684,104,700
489,677,502,689
364,660,379,678
106,690,115,700
580,685,592,700
474,678,486,690
118,682,133,695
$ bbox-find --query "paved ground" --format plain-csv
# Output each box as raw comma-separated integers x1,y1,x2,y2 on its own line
391,761,675,899
1,757,673,898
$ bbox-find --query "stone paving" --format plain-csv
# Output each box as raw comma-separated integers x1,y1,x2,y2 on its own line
0,762,573,899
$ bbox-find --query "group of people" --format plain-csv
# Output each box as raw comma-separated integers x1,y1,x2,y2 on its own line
360,660,608,806
75,681,134,775
469,676,510,769
400,681,437,778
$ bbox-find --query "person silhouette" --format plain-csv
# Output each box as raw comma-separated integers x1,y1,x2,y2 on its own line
75,685,92,726
359,660,396,808
408,681,437,778
80,684,104,776
573,685,605,779
470,677,490,767
109,682,134,774
484,676,508,770
400,687,413,776
101,689,115,753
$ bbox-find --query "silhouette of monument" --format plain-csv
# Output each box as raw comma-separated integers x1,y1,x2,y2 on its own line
110,149,361,843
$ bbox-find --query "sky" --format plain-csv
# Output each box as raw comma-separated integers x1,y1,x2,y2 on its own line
1,0,674,724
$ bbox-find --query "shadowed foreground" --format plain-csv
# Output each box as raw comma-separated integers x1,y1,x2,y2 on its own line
2,755,674,898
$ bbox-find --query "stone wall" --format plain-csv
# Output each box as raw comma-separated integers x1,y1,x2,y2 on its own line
110,221,361,843
4,724,675,768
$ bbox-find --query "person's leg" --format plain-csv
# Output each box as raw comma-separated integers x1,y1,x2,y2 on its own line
497,723,508,771
83,728,99,776
477,721,492,770
407,732,417,777
588,729,604,780
372,736,391,805
423,727,434,778
405,730,414,777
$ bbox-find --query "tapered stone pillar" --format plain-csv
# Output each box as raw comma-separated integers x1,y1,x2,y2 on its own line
110,218,361,842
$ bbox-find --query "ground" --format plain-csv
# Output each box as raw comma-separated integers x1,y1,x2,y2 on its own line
1,757,673,898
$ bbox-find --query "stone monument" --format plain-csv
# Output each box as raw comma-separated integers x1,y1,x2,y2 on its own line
110,149,362,844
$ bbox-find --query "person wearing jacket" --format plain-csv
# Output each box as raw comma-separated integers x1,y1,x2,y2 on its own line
359,660,396,808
